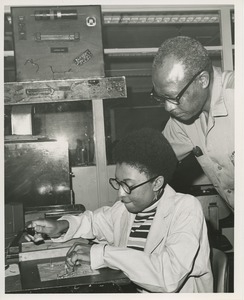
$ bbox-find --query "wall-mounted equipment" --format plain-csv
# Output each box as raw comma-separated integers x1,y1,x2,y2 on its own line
11,6,105,81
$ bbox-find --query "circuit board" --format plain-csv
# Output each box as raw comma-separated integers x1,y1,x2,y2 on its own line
37,260,99,282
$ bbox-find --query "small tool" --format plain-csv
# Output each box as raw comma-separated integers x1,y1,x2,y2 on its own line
25,227,36,237
24,227,45,245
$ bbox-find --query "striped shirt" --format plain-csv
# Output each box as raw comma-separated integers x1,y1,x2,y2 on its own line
127,200,159,251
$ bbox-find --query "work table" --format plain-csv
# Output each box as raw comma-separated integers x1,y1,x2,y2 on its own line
5,236,132,293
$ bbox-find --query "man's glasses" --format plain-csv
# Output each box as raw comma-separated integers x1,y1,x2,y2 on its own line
151,68,205,106
109,176,159,195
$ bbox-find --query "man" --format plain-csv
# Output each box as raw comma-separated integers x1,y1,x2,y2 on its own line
151,36,234,210
26,128,213,293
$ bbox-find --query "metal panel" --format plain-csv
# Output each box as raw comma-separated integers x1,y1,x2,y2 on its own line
4,76,127,105
11,6,105,81
5,140,71,207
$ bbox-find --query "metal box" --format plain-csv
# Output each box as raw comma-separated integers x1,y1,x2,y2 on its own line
11,6,105,81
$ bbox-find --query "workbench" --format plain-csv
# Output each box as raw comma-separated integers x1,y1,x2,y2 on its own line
5,236,132,293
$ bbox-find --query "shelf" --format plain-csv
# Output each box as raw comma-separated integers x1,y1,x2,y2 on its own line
4,45,235,58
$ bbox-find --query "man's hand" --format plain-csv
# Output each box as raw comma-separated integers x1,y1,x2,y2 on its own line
65,243,91,270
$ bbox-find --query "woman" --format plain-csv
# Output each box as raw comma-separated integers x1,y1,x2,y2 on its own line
26,128,213,293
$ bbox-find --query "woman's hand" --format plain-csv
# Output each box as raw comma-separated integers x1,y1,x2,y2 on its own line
65,242,91,270
24,219,69,242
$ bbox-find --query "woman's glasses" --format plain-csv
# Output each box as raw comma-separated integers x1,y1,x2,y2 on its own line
109,176,158,194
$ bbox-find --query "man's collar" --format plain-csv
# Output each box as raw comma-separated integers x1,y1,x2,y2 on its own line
209,66,228,117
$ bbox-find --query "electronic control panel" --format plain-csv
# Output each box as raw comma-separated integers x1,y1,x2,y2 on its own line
4,76,127,104
11,6,105,81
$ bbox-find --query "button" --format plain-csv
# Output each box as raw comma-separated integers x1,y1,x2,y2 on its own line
86,16,96,27
218,165,222,170
227,190,232,193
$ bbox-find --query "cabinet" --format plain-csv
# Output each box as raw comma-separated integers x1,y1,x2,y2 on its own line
4,5,234,210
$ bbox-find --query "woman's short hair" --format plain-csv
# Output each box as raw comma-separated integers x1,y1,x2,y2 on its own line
113,128,178,183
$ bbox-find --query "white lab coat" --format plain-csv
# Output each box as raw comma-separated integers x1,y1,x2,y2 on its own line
54,184,213,293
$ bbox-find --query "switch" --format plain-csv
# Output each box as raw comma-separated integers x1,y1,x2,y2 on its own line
86,16,96,27
18,15,26,40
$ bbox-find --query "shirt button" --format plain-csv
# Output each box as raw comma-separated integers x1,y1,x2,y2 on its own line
227,190,232,193
218,165,222,170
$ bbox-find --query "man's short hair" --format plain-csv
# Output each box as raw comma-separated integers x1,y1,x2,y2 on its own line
113,128,178,183
152,36,212,79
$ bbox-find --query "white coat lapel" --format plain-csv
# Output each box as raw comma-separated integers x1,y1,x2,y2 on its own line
144,185,176,253
117,209,135,247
